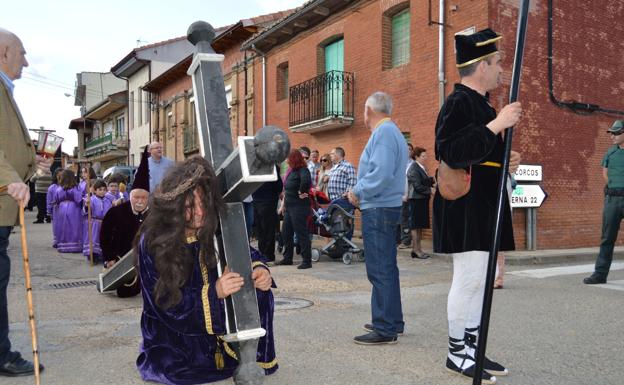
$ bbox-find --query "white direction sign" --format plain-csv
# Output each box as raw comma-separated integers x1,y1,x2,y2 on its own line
514,164,543,181
511,184,547,208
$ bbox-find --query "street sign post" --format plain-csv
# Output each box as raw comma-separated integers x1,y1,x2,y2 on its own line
511,184,547,208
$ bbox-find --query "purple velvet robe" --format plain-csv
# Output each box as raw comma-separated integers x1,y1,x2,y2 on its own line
53,187,83,253
137,240,278,385
47,184,60,248
105,191,129,205
82,195,112,260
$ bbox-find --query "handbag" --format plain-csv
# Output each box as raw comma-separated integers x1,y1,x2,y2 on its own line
436,160,471,200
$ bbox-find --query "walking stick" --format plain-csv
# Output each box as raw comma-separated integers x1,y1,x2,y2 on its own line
18,205,41,385
472,1,530,384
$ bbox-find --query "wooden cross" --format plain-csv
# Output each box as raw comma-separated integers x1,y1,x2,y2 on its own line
187,21,289,385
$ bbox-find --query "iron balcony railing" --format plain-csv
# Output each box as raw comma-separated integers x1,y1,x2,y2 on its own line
289,70,354,127
184,126,199,154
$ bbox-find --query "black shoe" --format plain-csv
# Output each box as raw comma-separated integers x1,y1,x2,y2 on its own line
446,357,496,384
363,323,404,336
295,244,302,255
0,356,44,377
583,274,606,284
45,217,52,223
353,331,398,345
32,220,44,224
411,251,430,259
276,245,284,254
297,262,312,269
464,328,508,376
274,259,293,266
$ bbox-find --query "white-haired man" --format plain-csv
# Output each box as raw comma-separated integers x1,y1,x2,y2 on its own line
147,141,174,192
0,27,45,377
348,92,408,346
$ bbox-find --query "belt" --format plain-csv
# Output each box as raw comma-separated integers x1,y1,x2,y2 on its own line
477,161,502,168
605,187,624,196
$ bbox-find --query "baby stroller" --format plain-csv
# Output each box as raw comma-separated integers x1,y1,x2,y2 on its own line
309,192,364,265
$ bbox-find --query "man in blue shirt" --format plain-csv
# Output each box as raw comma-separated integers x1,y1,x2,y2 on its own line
147,141,174,192
348,92,408,345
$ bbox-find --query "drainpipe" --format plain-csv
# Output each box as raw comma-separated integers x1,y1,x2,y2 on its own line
438,0,446,108
250,44,267,127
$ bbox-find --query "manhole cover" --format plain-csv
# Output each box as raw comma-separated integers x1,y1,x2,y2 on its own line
274,297,313,310
47,280,97,289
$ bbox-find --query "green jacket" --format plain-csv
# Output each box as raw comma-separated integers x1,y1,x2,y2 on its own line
0,80,36,226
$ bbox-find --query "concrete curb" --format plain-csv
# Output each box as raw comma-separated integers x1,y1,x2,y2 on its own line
321,237,624,266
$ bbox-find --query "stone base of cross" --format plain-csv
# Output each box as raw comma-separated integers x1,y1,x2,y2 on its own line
187,21,290,385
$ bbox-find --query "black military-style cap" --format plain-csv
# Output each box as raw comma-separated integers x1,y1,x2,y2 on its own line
455,28,502,68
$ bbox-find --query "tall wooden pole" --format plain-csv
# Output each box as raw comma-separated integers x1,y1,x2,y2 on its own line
18,205,41,385
472,1,530,384
86,165,94,266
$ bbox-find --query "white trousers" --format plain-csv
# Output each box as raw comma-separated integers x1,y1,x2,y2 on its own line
447,250,493,339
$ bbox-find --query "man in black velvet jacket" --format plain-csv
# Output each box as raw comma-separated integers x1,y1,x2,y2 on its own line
433,28,522,384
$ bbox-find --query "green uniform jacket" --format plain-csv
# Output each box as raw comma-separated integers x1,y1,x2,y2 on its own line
0,80,36,226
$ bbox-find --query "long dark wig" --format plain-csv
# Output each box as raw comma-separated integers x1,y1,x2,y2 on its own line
137,156,224,310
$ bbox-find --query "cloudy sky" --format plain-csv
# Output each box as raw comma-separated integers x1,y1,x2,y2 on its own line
3,0,306,151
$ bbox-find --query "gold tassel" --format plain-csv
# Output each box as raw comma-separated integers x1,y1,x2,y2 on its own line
215,340,224,370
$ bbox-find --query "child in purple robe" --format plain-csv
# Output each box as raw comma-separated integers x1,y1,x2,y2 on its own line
78,166,97,198
136,157,277,385
82,179,112,262
53,170,83,253
47,169,62,248
104,173,129,207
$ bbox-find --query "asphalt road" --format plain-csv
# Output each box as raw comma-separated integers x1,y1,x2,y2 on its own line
4,210,623,385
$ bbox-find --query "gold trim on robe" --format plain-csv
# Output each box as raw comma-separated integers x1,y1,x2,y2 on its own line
199,251,214,335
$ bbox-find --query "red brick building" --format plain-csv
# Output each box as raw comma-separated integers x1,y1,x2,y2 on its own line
242,0,624,249
144,10,293,162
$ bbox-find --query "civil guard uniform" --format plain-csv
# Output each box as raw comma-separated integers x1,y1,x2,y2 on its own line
585,120,624,284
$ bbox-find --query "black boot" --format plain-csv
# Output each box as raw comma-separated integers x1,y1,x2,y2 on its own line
274,259,292,266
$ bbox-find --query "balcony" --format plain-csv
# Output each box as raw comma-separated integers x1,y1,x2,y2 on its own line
184,126,200,154
85,133,128,161
289,70,354,134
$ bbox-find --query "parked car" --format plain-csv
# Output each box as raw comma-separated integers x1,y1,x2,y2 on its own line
102,166,137,190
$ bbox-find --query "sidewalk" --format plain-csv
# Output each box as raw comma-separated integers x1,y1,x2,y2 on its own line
325,236,624,266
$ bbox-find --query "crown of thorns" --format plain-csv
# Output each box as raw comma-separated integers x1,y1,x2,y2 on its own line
153,164,206,201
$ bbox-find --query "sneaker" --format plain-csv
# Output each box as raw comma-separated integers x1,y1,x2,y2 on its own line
583,274,606,284
363,323,404,336
353,331,398,345
0,355,44,377
446,357,496,384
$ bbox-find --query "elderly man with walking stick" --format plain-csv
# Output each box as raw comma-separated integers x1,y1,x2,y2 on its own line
0,27,45,379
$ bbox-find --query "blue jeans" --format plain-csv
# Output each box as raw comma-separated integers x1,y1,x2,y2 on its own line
361,207,404,337
0,226,15,365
